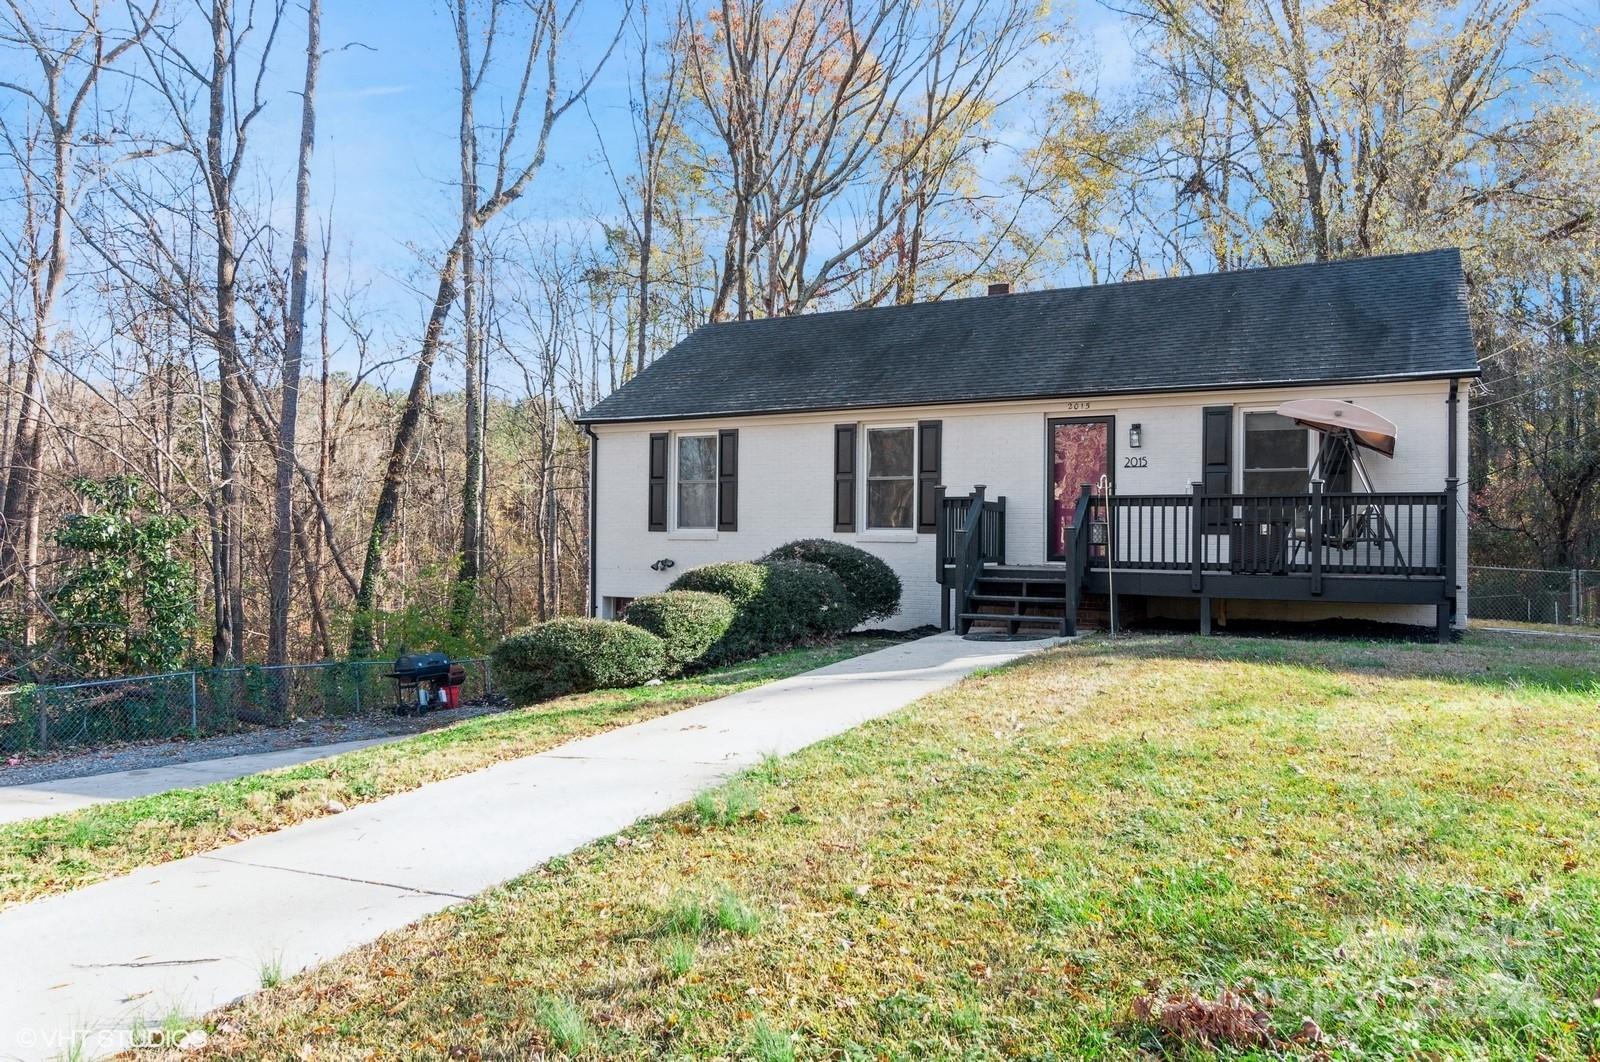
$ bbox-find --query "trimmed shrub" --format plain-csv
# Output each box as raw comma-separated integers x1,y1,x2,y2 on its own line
490,618,664,704
668,561,770,608
623,590,736,674
672,560,859,662
761,539,902,622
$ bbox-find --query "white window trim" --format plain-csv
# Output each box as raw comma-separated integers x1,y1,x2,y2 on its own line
670,431,719,538
1236,406,1314,493
859,422,919,540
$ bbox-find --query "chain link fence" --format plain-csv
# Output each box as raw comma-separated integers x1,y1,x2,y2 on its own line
1469,566,1600,627
0,658,492,757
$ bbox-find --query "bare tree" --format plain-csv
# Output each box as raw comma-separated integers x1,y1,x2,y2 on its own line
350,0,625,656
104,0,289,663
450,0,487,634
0,0,154,641
267,0,319,667
684,0,1041,319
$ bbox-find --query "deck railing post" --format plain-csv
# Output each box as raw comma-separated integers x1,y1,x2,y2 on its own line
1190,481,1204,593
952,527,965,634
995,495,1007,566
949,486,987,635
933,485,948,585
1441,477,1459,637
1309,479,1324,595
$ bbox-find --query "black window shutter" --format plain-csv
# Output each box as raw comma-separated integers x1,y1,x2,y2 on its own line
833,424,857,532
717,429,738,531
1201,406,1232,493
648,432,668,532
1201,406,1232,530
916,420,942,533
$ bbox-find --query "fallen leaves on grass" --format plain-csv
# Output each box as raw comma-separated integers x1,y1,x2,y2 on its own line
1131,984,1279,1050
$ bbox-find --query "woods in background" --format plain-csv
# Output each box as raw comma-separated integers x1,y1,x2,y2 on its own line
1,0,1596,680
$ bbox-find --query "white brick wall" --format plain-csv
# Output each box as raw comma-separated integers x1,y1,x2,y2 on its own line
591,378,1470,630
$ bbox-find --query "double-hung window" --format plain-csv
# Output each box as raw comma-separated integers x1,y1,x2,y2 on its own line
864,426,915,530
675,434,718,529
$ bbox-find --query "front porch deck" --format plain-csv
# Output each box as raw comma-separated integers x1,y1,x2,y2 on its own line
935,482,1460,641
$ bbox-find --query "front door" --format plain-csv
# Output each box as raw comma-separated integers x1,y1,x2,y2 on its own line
1048,416,1113,560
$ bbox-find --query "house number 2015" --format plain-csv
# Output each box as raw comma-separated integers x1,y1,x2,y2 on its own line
1123,456,1149,468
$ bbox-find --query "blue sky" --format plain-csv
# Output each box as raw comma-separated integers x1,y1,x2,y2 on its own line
289,3,632,299
0,0,1144,390
259,1,1138,359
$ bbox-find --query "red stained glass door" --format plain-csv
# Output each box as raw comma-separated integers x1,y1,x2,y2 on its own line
1048,417,1113,559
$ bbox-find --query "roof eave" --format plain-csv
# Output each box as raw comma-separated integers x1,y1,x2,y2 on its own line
575,366,1481,426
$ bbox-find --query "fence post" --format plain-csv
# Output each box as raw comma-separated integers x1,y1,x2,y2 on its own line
1572,569,1581,627
354,669,362,715
38,693,47,752
189,671,199,731
482,659,491,696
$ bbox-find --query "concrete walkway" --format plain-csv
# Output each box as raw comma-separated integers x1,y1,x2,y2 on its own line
0,632,1060,1061
0,738,401,826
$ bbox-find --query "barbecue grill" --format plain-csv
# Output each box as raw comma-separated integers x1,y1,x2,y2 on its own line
385,651,467,714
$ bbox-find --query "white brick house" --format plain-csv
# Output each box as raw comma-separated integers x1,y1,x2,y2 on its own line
579,250,1477,639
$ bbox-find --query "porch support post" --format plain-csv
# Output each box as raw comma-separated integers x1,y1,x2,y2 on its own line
1190,481,1204,594
1309,478,1324,596
1440,475,1459,642
1199,595,1211,635
996,496,1007,566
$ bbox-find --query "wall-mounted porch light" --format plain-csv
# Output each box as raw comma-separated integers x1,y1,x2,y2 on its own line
1128,423,1143,449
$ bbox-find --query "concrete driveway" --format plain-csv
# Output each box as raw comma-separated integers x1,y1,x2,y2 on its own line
0,632,1062,1060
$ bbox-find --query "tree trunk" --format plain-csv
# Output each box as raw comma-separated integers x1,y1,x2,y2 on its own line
206,0,245,664
452,0,485,633
2,93,73,643
269,0,321,667
349,235,466,657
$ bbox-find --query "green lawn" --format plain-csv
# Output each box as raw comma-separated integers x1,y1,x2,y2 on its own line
190,631,1600,1060
0,638,900,910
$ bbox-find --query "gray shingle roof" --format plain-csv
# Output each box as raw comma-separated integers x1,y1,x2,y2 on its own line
579,248,1478,424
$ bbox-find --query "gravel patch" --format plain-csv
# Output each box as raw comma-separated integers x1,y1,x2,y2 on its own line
0,696,511,788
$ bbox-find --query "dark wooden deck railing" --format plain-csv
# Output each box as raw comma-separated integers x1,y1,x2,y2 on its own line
936,482,1454,629
935,486,1006,632
1087,485,1454,579
936,484,1453,582
934,486,1006,579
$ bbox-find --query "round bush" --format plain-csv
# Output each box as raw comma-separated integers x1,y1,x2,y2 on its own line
674,560,859,662
623,590,735,674
490,618,664,704
761,539,902,622
668,561,770,608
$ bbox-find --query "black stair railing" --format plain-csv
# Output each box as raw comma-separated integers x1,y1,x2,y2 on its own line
1063,484,1094,636
937,486,1008,633
953,485,988,635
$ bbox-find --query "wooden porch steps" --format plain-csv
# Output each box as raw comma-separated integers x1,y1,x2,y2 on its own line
957,568,1105,637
